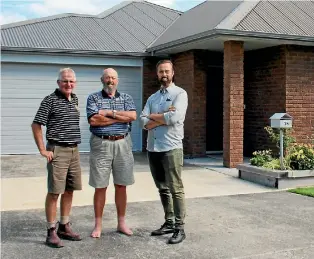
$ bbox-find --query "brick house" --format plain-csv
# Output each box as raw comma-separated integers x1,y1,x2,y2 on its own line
145,1,314,168
1,1,313,168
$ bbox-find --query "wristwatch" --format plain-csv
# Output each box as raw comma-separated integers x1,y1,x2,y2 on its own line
112,110,117,119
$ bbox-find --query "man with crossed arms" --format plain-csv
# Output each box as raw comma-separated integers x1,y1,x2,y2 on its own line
141,60,188,244
86,68,136,238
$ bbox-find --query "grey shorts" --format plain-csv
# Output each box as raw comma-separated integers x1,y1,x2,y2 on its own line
89,134,135,188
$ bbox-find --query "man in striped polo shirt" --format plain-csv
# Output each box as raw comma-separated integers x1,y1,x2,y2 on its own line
31,68,82,248
86,68,137,238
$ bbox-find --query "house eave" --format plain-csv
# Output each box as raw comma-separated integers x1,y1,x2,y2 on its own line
1,46,149,57
147,29,314,53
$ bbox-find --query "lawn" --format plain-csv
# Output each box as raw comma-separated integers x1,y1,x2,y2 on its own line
288,186,314,198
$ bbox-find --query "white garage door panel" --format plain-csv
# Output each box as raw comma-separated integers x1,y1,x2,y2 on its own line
1,63,142,154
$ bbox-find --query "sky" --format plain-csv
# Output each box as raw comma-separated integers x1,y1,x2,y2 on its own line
0,0,205,25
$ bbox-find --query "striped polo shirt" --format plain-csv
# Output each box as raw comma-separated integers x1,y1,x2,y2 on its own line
33,89,81,144
86,90,136,136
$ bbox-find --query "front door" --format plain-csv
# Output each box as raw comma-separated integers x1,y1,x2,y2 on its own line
206,67,223,152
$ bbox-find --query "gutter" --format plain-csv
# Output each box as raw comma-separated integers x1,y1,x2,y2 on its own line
147,29,314,53
0,47,149,57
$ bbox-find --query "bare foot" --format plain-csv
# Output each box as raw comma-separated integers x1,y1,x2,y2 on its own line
90,227,102,238
117,223,133,236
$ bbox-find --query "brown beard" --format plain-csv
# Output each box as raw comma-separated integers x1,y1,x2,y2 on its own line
159,77,170,86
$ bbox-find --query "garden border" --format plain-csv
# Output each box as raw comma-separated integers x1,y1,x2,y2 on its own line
237,164,314,189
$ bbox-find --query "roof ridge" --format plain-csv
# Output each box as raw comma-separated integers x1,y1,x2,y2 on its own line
215,0,259,30
96,1,182,19
96,1,133,18
141,0,182,14
1,13,96,30
146,13,181,49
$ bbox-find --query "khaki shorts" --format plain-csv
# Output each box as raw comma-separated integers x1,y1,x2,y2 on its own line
46,143,82,194
89,134,134,188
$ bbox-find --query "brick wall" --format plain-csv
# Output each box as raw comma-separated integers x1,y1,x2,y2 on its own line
172,51,203,156
285,45,314,144
244,46,286,156
223,41,244,167
244,45,314,156
142,57,163,151
172,50,222,156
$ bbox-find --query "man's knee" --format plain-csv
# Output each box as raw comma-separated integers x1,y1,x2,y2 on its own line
95,188,107,195
47,193,59,201
159,187,171,195
114,185,127,194
62,190,74,196
168,182,184,195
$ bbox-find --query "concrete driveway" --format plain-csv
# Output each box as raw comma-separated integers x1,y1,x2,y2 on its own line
1,153,272,211
1,153,314,259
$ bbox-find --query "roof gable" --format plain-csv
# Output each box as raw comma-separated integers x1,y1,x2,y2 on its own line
148,0,314,51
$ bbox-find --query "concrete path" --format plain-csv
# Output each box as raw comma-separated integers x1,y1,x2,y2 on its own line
1,154,271,211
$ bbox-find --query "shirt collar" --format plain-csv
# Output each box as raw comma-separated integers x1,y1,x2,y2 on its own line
101,89,121,98
160,82,175,94
55,88,75,100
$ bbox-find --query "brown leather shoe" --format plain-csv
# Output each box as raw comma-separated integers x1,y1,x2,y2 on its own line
46,227,64,248
57,222,82,241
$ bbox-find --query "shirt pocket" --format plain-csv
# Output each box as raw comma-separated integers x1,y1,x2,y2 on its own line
161,98,173,113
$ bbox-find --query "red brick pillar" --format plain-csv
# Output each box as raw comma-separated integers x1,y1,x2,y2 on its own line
223,41,244,168
172,51,207,156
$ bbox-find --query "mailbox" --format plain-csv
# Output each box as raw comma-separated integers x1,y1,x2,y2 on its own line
269,113,293,129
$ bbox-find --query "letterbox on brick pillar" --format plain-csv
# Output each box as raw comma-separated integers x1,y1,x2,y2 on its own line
269,113,293,170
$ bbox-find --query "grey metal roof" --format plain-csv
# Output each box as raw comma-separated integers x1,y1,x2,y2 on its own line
1,1,181,55
236,1,314,36
148,0,314,51
149,1,243,48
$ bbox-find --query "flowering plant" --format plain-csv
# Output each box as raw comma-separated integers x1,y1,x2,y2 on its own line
250,150,273,167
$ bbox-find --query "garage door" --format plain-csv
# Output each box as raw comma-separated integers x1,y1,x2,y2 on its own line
1,63,142,154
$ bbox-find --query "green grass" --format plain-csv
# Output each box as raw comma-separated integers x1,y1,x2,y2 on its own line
288,187,314,198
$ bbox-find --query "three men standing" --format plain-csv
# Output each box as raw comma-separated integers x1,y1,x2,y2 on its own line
32,68,82,248
141,60,188,244
32,61,187,246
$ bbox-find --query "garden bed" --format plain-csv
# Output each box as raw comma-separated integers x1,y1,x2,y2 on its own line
237,164,314,189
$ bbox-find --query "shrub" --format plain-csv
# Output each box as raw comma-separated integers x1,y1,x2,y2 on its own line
250,127,314,170
262,158,291,170
288,144,314,170
250,150,272,167
264,126,296,154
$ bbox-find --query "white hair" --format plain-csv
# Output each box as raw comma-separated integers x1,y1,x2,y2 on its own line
58,68,76,80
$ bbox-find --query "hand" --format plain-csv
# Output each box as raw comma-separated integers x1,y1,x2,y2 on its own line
168,105,176,111
99,110,109,117
40,150,54,162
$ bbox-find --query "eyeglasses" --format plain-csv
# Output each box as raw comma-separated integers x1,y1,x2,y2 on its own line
59,80,76,84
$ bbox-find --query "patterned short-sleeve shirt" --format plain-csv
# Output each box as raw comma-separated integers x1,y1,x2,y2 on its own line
86,90,136,136
33,89,81,144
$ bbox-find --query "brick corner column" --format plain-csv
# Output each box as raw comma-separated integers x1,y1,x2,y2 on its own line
172,51,207,157
223,41,244,168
